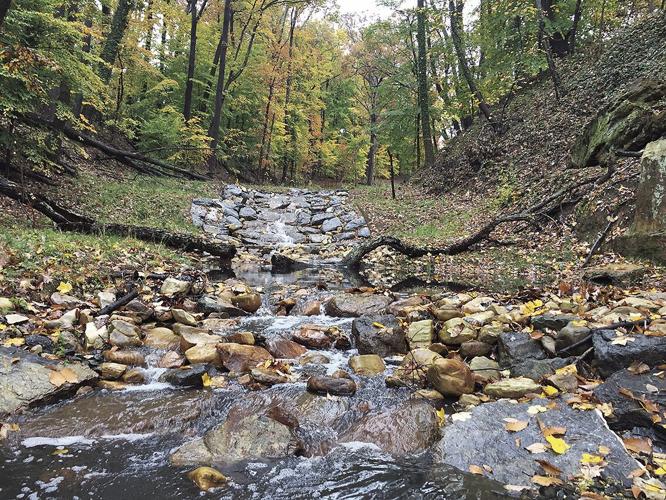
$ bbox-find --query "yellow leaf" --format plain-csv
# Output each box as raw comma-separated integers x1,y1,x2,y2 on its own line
202,373,212,388
0,324,6,331
468,465,484,475
546,435,570,454
555,364,577,376
581,453,604,464
372,322,386,329
52,448,69,455
655,468,666,476
527,405,548,415
542,386,559,397
60,367,79,384
532,475,563,486
2,338,24,347
57,282,73,294
436,408,446,427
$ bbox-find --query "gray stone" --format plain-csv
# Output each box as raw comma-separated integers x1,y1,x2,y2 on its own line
555,322,591,353
311,212,334,225
159,365,207,388
351,314,408,357
344,217,366,231
239,206,257,220
0,347,98,417
484,377,541,398
435,398,640,488
358,227,371,238
531,313,579,332
325,293,392,317
497,331,546,368
510,357,575,381
321,217,342,233
197,296,248,317
469,356,500,382
593,330,666,377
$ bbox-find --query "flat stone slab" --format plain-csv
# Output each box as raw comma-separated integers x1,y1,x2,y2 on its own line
0,347,98,417
435,398,640,489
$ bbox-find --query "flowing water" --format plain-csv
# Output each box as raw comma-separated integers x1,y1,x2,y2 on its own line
0,266,513,500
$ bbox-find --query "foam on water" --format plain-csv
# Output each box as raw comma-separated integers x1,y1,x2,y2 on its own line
22,433,155,449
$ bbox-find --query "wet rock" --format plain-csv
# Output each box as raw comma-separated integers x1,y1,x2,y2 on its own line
427,358,474,396
225,331,255,345
159,365,207,388
177,328,221,351
469,356,500,383
144,327,180,349
292,325,334,349
301,300,321,316
171,413,296,466
299,353,330,365
351,315,407,357
185,344,222,366
483,377,541,399
25,334,54,353
161,277,191,296
531,313,579,332
392,348,443,386
510,357,574,381
307,375,357,396
555,322,591,353
98,380,128,390
266,338,307,359
497,331,546,368
348,354,385,376
406,319,433,350
270,253,310,273
109,320,142,348
172,309,197,326
325,293,392,317
217,343,273,373
459,341,492,358
438,318,476,345
340,401,440,456
99,362,127,380
594,369,666,434
435,398,641,488
121,368,146,384
231,293,262,313
187,466,227,491
593,330,666,377
198,296,248,317
158,351,186,369
103,350,146,366
251,367,289,385
0,347,98,417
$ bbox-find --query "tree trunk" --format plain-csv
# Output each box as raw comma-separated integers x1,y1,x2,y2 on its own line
0,0,12,30
183,1,199,120
536,0,561,98
280,7,297,183
388,149,396,199
198,36,223,114
258,79,275,180
99,0,136,84
416,0,435,167
366,108,377,186
415,114,421,170
448,0,492,123
207,0,232,164
568,0,583,54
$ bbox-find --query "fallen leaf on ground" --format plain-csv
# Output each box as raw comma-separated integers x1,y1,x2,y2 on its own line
57,282,73,294
532,475,563,486
624,437,653,455
468,465,484,475
526,442,548,454
504,418,529,432
546,435,570,454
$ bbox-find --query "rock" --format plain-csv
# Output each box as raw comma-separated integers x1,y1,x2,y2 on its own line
483,377,541,399
98,380,128,390
161,278,191,296
171,413,296,466
84,323,107,349
0,297,13,312
177,328,221,351
172,309,197,326
432,306,463,321
159,365,207,387
393,348,443,385
340,401,440,456
231,293,262,313
292,325,334,349
435,398,640,488
497,331,546,368
478,324,504,344
593,330,666,377
225,332,255,345
158,351,185,368
121,368,145,384
582,263,646,287
511,357,574,381
307,375,357,396
0,347,98,417
594,369,666,434
438,318,476,345
103,350,145,366
250,367,289,385
197,296,248,317
469,356,501,383
321,217,342,232
143,327,180,349
406,319,433,349
187,466,227,491
464,310,496,327
5,313,29,325
351,315,407,357
25,334,55,353
299,353,330,365
266,338,307,359
358,227,370,238
427,358,474,396
302,301,321,316
239,206,257,220
325,293,392,317
388,296,430,317
459,341,492,357
50,293,83,308
348,354,385,375
185,344,222,366
531,313,579,332
414,389,445,401
546,372,578,393
458,394,481,408
217,343,273,373
108,320,142,348
555,322,590,353
99,362,127,380
462,296,495,314
97,291,116,309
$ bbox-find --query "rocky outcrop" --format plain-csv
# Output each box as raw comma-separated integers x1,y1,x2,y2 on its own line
0,347,97,417
592,330,666,377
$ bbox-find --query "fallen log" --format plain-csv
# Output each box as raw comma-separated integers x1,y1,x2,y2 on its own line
96,289,139,317
0,176,236,260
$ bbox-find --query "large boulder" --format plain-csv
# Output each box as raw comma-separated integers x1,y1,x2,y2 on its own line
325,293,392,317
497,331,546,368
391,349,443,386
435,398,641,488
266,338,308,359
593,330,666,377
171,413,297,466
0,347,98,417
426,358,474,396
340,401,440,456
351,315,408,357
406,320,433,350
307,376,357,396
217,343,273,373
348,354,385,376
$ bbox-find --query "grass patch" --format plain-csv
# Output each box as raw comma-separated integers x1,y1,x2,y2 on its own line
66,174,219,233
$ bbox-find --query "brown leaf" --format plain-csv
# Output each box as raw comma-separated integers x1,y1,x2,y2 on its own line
504,419,529,432
541,426,567,437
623,437,653,455
468,465,485,475
48,370,66,387
628,361,650,375
532,475,563,486
59,367,79,384
536,459,563,477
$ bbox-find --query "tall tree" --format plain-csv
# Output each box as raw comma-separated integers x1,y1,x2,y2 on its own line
99,0,136,84
0,0,12,30
183,0,208,121
416,0,435,167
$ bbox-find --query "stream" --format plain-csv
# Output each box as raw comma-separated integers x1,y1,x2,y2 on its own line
0,265,512,499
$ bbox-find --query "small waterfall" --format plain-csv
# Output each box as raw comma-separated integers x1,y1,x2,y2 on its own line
269,220,295,246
